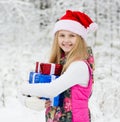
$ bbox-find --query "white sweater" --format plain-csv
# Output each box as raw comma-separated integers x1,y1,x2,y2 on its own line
20,61,89,98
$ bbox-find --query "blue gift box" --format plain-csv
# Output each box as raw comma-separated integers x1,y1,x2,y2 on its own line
29,72,59,84
28,72,60,106
53,95,60,106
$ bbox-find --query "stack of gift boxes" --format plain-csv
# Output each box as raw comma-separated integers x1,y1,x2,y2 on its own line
28,62,63,106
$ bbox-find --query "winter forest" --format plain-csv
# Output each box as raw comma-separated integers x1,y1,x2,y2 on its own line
0,0,120,122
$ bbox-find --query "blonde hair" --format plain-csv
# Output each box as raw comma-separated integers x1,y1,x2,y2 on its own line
49,31,88,73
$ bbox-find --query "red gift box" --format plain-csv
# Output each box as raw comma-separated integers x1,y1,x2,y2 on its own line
40,63,63,75
35,62,63,75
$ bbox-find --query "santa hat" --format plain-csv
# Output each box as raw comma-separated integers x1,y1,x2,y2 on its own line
53,10,98,41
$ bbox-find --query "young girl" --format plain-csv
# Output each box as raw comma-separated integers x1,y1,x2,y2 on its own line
20,10,97,122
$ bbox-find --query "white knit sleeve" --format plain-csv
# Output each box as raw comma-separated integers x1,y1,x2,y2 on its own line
20,61,89,98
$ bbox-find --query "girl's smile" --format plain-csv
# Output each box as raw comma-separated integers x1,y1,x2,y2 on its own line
58,30,77,55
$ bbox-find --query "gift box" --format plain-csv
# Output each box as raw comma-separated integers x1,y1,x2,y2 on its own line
52,95,60,106
29,72,59,84
28,72,60,106
35,62,63,75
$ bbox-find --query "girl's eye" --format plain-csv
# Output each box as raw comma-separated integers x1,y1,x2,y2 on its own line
70,34,75,37
59,34,65,37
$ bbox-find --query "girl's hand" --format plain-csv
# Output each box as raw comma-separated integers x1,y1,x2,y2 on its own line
25,96,46,111
45,100,51,108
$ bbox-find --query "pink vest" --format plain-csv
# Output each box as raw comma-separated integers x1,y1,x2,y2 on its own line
71,61,93,122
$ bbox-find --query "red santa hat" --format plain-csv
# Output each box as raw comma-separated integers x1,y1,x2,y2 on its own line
53,10,98,41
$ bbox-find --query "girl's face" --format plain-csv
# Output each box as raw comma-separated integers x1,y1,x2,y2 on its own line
58,30,77,55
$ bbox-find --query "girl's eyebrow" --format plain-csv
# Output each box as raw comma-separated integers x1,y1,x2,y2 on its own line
59,32,64,34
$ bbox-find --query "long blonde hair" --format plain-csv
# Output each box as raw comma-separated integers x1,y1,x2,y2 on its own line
49,31,88,73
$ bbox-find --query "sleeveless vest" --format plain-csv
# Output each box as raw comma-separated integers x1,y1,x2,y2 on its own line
71,61,93,122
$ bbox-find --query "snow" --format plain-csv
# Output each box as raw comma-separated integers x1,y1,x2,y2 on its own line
0,97,46,122
0,0,120,122
0,97,119,122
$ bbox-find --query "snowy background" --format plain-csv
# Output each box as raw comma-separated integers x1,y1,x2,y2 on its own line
0,0,120,122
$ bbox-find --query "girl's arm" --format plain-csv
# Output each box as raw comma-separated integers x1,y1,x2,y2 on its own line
20,61,89,98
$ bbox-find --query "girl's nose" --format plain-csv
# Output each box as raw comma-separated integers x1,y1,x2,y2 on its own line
64,36,70,42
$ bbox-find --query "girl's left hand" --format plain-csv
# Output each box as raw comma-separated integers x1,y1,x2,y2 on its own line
45,100,51,108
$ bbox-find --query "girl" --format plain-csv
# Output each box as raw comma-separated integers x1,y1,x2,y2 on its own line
20,10,97,122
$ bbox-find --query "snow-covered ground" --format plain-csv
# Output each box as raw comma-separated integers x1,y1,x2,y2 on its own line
0,96,119,122
0,97,46,122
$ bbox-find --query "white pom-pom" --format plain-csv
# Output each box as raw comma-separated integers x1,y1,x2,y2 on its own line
87,23,98,32
89,23,98,32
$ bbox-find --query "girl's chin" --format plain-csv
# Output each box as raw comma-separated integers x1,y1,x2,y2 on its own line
63,48,72,52
64,51,70,55
62,47,73,54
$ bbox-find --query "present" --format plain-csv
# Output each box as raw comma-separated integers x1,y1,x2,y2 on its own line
29,72,58,84
28,71,60,106
29,62,62,106
52,95,60,106
40,63,63,75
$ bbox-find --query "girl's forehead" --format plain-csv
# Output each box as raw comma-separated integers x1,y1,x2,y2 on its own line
58,30,77,35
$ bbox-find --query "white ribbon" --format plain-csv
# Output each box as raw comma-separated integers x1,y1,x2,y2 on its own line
32,73,37,83
51,75,56,81
36,62,41,73
50,63,55,74
38,62,41,72
51,74,57,106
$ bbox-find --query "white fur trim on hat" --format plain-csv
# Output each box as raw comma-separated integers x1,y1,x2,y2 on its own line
53,20,87,41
